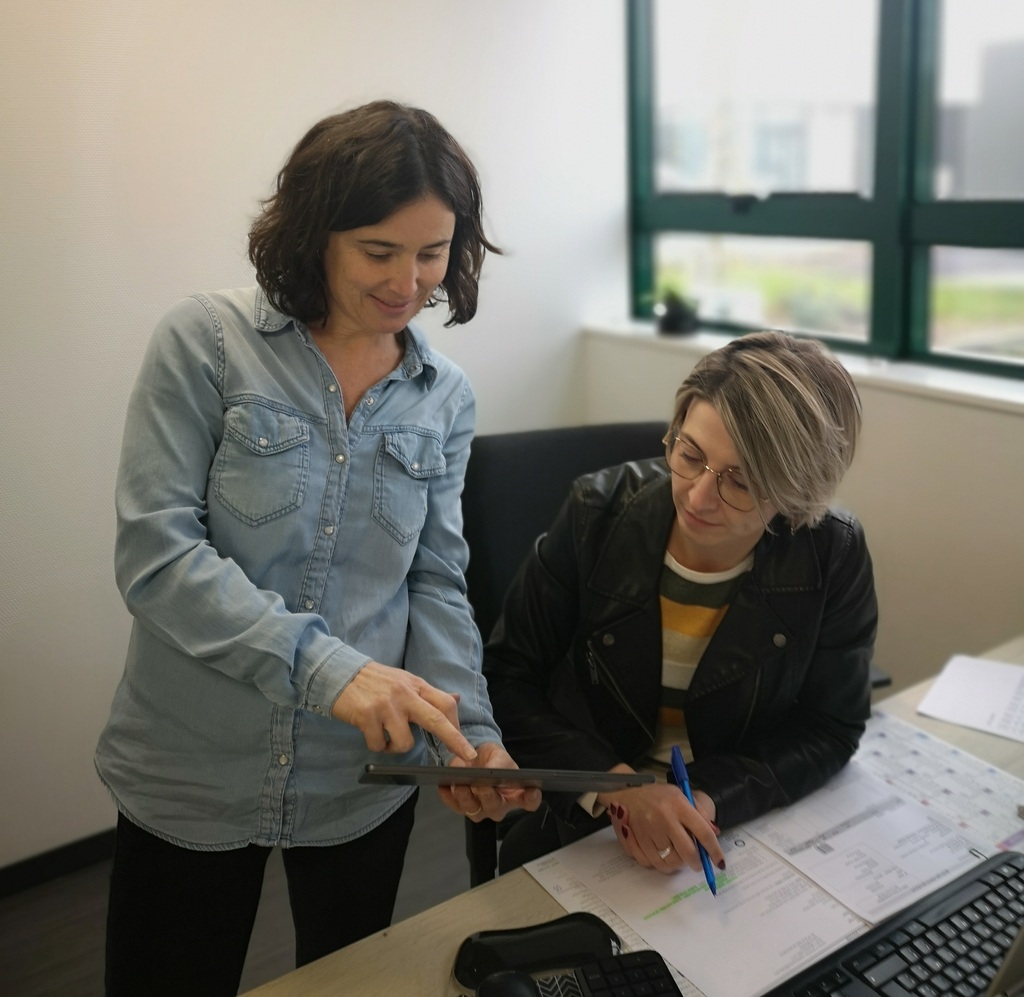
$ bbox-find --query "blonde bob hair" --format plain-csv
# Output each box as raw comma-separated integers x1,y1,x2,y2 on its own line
669,331,862,531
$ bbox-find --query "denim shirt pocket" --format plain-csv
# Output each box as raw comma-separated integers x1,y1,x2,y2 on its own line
214,402,310,526
373,430,446,545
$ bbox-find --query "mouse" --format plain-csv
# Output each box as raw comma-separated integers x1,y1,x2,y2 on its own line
475,968,542,997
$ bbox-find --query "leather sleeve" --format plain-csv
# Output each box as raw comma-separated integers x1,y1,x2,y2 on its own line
687,514,877,830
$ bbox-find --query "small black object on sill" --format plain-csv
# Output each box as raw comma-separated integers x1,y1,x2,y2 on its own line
655,291,699,334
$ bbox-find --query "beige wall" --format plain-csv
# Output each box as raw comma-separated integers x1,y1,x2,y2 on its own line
581,326,1024,693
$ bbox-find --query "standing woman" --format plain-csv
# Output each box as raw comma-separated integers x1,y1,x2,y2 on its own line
95,101,536,996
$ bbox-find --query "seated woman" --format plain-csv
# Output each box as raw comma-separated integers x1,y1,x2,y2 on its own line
483,331,877,876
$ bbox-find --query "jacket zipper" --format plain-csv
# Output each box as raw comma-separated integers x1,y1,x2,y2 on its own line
586,646,655,744
735,666,761,745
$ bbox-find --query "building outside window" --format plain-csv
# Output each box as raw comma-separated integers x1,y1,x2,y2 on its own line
629,0,1024,376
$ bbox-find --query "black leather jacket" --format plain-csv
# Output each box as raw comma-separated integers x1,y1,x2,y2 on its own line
483,459,877,831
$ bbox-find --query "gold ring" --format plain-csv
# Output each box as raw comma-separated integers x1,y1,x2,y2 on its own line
465,805,483,818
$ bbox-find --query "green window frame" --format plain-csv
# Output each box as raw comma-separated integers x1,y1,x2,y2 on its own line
628,0,1024,379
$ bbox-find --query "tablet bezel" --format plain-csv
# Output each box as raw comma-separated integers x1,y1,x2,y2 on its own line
359,763,656,793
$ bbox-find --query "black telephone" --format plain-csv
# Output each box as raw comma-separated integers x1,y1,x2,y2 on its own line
451,912,620,991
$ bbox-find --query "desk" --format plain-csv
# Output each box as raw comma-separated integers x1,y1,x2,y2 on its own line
242,636,1024,996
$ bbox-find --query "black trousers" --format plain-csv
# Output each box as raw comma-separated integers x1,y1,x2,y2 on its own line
104,792,417,997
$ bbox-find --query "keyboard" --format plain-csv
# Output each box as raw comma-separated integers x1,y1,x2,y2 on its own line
533,949,683,996
764,850,1024,997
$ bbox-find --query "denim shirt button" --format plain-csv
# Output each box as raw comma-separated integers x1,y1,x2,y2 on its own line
411,462,420,471
335,453,345,463
773,633,787,648
312,705,323,714
258,437,269,448
278,754,289,766
365,397,375,406
303,599,314,610
602,634,615,646
323,525,335,536
328,383,337,393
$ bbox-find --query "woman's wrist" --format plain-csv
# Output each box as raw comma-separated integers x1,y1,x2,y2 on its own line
596,762,637,809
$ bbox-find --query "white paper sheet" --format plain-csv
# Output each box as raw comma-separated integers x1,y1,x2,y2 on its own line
918,654,1024,743
744,762,985,922
528,828,864,997
857,709,1024,852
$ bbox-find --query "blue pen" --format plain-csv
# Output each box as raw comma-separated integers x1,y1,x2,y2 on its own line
671,745,718,897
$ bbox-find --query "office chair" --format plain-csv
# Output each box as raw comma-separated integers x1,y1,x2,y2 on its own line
461,421,667,886
460,421,889,885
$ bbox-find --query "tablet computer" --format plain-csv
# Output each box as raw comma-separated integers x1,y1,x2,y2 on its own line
359,764,656,793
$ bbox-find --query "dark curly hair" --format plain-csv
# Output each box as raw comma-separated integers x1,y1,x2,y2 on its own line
248,100,500,327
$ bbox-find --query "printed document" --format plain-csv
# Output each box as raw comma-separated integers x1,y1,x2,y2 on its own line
528,828,863,997
858,709,1024,852
744,762,985,922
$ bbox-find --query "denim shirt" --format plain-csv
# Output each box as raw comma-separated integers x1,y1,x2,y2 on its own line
95,287,500,849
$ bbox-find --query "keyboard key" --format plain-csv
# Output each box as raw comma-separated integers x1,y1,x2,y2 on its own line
848,952,879,974
877,981,913,996
862,952,907,986
573,950,682,997
942,963,965,983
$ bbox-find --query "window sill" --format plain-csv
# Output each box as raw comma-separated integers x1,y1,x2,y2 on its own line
581,322,1024,417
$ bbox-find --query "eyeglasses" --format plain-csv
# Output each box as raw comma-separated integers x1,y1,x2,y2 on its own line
662,433,756,512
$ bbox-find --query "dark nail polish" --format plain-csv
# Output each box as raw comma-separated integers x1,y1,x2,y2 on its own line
621,826,629,839
717,859,726,871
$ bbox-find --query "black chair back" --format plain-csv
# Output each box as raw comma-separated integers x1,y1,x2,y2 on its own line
463,421,667,644
460,421,667,885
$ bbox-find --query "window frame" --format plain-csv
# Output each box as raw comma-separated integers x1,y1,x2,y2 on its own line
628,0,1024,379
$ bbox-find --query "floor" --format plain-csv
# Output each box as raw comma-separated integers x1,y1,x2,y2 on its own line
0,790,471,996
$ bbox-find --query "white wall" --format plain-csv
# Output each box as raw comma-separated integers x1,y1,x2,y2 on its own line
0,0,629,868
582,326,1024,693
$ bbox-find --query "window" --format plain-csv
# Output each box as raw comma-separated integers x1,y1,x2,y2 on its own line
629,0,1024,376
